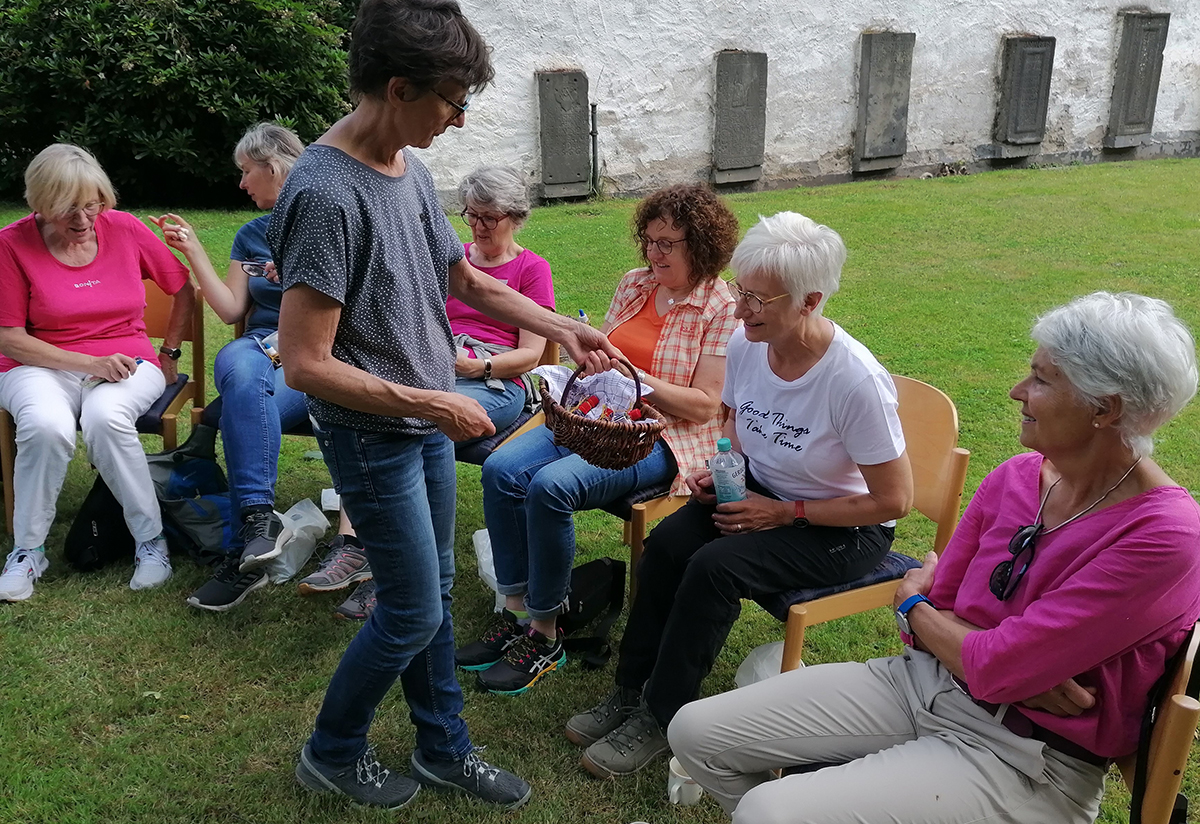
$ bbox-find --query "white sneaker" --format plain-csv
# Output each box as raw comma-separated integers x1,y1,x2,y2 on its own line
131,536,172,591
0,547,49,602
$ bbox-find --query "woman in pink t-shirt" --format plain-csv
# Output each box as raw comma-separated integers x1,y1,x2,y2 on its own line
0,144,196,600
670,292,1200,824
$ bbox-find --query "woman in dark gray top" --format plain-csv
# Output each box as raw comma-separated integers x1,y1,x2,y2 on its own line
271,0,616,812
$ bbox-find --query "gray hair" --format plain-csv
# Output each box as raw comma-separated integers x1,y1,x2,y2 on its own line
1032,292,1198,458
729,211,846,313
233,122,305,179
24,143,117,218
458,165,531,229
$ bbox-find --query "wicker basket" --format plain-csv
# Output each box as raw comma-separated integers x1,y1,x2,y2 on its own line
540,360,666,470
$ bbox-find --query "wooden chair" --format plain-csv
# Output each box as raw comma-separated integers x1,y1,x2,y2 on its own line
769,375,971,670
1120,621,1200,824
2,280,205,535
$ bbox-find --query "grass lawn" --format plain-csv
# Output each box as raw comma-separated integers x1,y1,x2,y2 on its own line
2,158,1199,823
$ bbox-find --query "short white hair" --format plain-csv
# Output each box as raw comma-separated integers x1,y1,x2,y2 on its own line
24,143,117,218
729,211,846,312
1032,291,1198,458
458,165,532,229
233,122,304,179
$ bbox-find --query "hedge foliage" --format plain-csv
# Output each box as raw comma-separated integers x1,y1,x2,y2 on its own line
0,0,355,206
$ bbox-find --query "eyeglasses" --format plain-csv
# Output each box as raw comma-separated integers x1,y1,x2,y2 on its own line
641,236,686,256
67,201,104,218
241,262,270,278
460,210,508,230
730,282,791,314
989,523,1043,600
433,89,472,122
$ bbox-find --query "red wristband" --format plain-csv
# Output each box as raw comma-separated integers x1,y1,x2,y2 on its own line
794,500,805,520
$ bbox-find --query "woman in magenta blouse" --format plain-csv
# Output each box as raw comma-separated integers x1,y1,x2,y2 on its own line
0,144,196,600
669,292,1200,824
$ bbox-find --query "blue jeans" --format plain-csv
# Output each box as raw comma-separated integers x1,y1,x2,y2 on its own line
213,332,308,536
307,423,472,767
453,376,525,446
481,424,677,621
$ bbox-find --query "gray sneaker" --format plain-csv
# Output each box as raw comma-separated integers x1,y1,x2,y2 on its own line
565,686,641,747
298,535,371,594
238,510,291,572
581,704,670,778
410,749,532,809
295,742,419,809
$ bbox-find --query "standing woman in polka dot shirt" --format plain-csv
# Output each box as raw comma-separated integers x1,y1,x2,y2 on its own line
269,0,618,811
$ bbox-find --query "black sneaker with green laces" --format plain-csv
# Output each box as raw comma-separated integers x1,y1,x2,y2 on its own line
476,628,565,695
455,609,522,671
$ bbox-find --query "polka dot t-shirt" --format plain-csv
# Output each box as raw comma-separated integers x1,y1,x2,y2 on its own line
269,144,464,434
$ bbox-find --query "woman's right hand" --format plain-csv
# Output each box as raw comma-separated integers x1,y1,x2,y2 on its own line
431,391,495,442
149,213,203,259
90,353,139,381
686,469,718,505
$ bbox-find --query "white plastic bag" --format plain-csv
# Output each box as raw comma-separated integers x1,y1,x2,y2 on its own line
472,529,505,612
734,641,798,689
265,499,330,584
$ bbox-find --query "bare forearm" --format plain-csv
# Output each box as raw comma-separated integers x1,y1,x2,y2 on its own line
641,373,720,423
190,255,249,324
0,329,95,372
906,603,971,678
804,492,911,528
164,281,196,348
459,346,543,380
286,350,460,421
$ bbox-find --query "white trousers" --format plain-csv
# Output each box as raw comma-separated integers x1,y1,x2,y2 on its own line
0,363,165,549
667,650,1106,824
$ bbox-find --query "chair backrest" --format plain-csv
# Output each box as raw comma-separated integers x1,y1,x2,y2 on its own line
891,375,971,553
1120,621,1200,824
145,280,206,401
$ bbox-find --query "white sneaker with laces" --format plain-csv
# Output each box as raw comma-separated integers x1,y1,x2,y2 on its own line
0,547,49,602
131,535,172,591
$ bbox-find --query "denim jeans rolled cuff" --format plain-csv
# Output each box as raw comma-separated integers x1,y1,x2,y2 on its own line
307,420,472,766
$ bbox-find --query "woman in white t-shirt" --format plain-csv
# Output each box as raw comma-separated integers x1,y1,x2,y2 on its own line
566,211,914,780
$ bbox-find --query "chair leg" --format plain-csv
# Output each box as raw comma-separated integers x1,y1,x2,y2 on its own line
629,504,649,603
1,411,15,536
781,604,809,673
161,415,178,452
622,520,632,547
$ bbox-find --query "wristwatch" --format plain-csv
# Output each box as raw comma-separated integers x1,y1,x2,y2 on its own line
792,500,809,528
895,593,932,645
482,358,493,381
159,345,182,361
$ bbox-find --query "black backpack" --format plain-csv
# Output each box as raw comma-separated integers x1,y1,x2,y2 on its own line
64,474,135,571
557,557,626,669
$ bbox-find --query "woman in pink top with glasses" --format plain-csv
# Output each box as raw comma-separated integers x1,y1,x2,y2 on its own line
670,292,1200,824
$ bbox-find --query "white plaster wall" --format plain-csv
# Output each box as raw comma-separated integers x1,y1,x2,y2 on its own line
413,0,1200,196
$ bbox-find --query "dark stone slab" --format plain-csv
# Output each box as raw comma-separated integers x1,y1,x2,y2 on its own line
537,70,591,198
854,31,916,172
995,36,1056,148
713,50,768,183
1105,11,1170,149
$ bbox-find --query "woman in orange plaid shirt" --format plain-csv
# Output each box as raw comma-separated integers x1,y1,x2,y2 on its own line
459,184,740,696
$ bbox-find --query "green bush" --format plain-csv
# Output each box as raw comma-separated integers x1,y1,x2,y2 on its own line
0,0,352,206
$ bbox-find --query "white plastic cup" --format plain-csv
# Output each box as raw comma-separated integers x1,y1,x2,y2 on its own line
667,756,703,805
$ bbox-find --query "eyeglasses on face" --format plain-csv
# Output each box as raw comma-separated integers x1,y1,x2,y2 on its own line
66,201,104,218
460,210,508,230
989,522,1043,600
433,89,473,122
641,235,686,257
730,282,791,314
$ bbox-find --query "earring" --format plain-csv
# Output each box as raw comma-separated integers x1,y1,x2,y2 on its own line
1093,422,1101,429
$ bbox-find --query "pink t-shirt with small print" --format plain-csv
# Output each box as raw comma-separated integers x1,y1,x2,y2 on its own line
0,211,190,372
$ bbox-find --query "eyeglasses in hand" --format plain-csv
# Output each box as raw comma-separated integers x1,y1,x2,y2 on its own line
989,523,1043,600
241,262,270,278
730,282,791,314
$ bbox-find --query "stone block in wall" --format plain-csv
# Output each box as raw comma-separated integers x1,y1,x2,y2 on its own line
1105,11,1171,149
538,70,591,198
994,36,1056,158
712,50,768,185
854,31,916,172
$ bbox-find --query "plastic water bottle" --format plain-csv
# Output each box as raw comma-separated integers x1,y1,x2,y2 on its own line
710,438,746,503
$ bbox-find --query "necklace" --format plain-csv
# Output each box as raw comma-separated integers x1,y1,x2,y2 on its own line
1035,457,1142,534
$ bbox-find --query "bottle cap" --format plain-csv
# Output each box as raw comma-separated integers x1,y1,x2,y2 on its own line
717,438,732,452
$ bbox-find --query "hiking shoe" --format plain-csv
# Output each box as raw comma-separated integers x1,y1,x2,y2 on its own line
238,510,291,572
130,536,172,590
295,741,419,810
455,610,523,671
476,628,565,695
334,580,377,621
186,556,268,612
297,535,371,594
410,748,532,809
0,547,48,602
581,704,670,778
565,686,642,747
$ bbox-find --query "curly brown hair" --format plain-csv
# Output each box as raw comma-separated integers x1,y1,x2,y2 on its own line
633,184,739,286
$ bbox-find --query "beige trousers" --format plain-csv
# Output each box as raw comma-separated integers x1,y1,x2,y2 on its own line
667,650,1106,823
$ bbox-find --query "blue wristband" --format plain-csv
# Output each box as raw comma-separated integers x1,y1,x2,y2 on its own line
897,593,932,616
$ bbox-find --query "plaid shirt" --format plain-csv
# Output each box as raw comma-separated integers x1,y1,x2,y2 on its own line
604,268,739,495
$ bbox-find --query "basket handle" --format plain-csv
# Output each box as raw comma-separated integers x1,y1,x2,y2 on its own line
560,357,644,413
